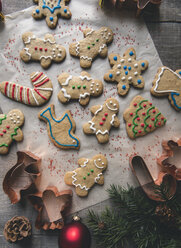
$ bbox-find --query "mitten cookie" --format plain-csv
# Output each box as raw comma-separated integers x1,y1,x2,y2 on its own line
64,154,108,197
123,95,167,139
38,104,80,150
32,0,72,29
104,48,148,96
0,72,53,106
20,32,66,69
83,98,120,143
69,27,113,68
151,66,181,111
0,109,24,154
58,71,103,106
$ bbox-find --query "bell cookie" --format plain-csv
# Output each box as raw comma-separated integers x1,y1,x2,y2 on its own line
83,98,120,143
69,27,113,68
64,154,108,197
57,71,103,106
20,32,66,69
0,109,24,155
32,0,72,29
123,95,167,139
104,48,148,96
150,66,181,111
0,72,53,106
38,104,80,150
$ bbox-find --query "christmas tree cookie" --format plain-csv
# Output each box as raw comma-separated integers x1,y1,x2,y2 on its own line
0,109,24,154
104,48,148,96
123,95,167,139
64,154,108,197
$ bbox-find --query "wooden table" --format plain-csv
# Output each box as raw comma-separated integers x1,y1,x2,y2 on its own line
0,0,180,247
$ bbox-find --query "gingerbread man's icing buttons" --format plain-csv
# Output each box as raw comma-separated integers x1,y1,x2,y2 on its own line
83,98,120,143
104,48,148,96
69,27,113,68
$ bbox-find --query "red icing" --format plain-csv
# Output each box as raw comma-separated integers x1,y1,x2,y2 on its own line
102,117,106,121
99,122,103,125
149,124,152,128
35,47,38,50
128,123,132,127
130,113,133,116
143,104,146,107
151,118,155,121
45,48,48,52
137,117,140,121
34,78,49,87
6,125,10,129
34,89,47,100
142,112,145,115
32,72,43,82
141,123,144,127
12,83,16,100
104,113,108,116
39,47,43,51
134,103,137,107
5,82,9,96
3,130,6,133
0,133,3,136
20,86,23,102
138,130,142,133
27,88,31,105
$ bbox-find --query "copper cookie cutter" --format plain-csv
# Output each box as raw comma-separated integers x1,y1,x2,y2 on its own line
129,155,177,201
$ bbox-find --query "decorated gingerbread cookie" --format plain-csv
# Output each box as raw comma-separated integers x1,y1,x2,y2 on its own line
69,27,113,68
123,95,167,139
0,72,53,106
20,32,66,69
38,104,80,150
64,154,108,197
83,98,120,143
104,48,148,96
151,66,181,111
32,0,72,29
57,71,103,106
0,109,24,154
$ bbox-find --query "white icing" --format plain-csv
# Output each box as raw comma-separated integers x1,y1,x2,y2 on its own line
96,130,109,135
24,35,36,44
98,44,106,53
75,41,80,56
72,171,90,191
80,159,89,168
79,76,92,81
88,121,96,132
85,29,94,36
35,87,53,91
79,93,90,100
62,75,72,86
80,56,92,61
43,39,56,44
106,103,118,111
31,89,39,105
40,55,52,60
24,48,31,59
31,72,39,79
13,120,17,124
33,75,47,85
61,88,71,99
24,87,27,104
17,116,20,119
95,106,103,115
7,82,10,97
110,114,116,125
16,85,18,101
95,173,103,183
94,160,104,169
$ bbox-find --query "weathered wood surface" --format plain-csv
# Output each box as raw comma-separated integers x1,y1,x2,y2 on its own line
0,0,180,247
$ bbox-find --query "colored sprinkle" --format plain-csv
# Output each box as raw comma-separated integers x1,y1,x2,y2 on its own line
141,123,144,127
87,173,90,176
137,79,141,84
141,62,145,67
105,113,108,116
92,43,95,46
50,16,53,21
143,104,147,107
96,39,99,42
142,112,145,115
34,47,37,50
125,71,128,75
130,113,133,116
129,51,134,56
123,66,127,70
64,9,67,13
152,110,156,113
134,103,137,107
45,48,48,52
137,117,140,121
36,9,40,14
150,103,152,106
138,130,142,133
151,118,155,121
83,85,86,89
39,47,43,51
3,130,6,133
87,46,90,49
128,66,131,71
158,122,161,125
72,86,75,89
102,117,106,121
0,133,3,136
149,124,152,128
179,71,181,75
128,123,132,127
91,169,94,173
114,56,117,61
109,74,113,79
6,125,10,129
77,85,81,89
122,85,126,90
100,122,103,125
83,176,86,180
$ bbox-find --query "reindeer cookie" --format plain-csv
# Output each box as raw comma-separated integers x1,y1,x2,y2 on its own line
57,71,103,106
20,32,66,69
64,154,108,197
69,27,113,68
104,48,148,96
83,98,120,143
0,72,53,106
151,66,181,111
0,109,24,155
32,0,72,29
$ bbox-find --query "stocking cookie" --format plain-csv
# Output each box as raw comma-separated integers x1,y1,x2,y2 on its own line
58,71,103,106
69,27,113,68
151,66,181,111
123,95,167,139
104,48,148,96
38,104,80,150
20,32,66,69
64,154,108,197
0,109,24,154
32,0,72,29
83,98,120,143
0,72,53,106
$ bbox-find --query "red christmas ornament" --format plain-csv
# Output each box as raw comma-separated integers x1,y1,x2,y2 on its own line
58,216,91,248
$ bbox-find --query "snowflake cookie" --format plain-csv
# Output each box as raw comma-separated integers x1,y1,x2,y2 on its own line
57,71,103,106
83,98,120,143
64,154,108,197
32,0,72,29
69,27,114,68
123,95,167,139
0,109,24,154
20,32,66,69
104,48,148,96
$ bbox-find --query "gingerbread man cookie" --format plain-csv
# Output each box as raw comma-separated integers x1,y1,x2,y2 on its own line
0,72,53,106
38,104,80,150
20,32,66,69
57,71,103,106
64,154,108,197
151,66,181,111
104,48,148,96
83,98,120,143
0,109,24,155
32,0,72,29
123,95,167,139
69,27,113,68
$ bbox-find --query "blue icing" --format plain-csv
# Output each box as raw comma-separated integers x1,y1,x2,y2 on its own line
137,79,141,84
64,8,67,13
50,16,53,21
42,0,61,13
36,9,40,14
125,71,128,75
123,66,127,70
122,85,126,90
171,92,181,109
113,56,117,61
129,51,134,56
179,71,181,75
128,66,131,71
109,73,113,79
141,62,145,67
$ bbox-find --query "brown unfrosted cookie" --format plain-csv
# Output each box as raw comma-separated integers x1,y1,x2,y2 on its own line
150,66,181,111
20,32,66,69
64,154,108,197
57,71,103,106
0,109,24,154
69,27,113,68
83,98,120,143
32,0,72,29
104,48,148,96
123,95,167,139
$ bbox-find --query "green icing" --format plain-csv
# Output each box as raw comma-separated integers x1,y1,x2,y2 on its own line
0,143,8,147
0,115,6,125
11,127,19,140
154,112,161,127
143,106,155,133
